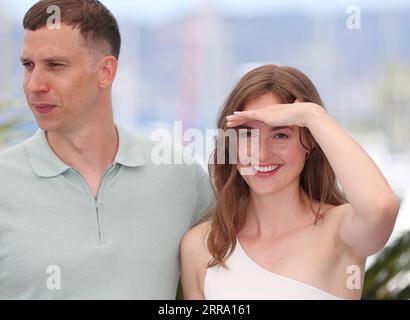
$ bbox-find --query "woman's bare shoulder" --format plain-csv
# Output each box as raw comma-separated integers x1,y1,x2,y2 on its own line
180,220,213,299
180,220,212,263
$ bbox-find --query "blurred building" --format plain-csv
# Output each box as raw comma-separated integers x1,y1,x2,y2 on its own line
1,1,409,187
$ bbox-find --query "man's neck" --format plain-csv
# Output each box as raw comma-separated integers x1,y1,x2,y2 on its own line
46,120,119,176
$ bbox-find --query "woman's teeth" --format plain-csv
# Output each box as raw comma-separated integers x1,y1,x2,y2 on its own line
253,164,281,172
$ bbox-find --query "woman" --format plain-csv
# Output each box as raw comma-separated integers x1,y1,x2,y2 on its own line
180,65,399,299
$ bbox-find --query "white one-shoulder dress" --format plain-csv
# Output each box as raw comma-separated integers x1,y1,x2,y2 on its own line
204,240,344,300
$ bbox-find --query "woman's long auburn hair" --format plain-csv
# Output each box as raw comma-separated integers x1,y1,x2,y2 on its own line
204,65,347,268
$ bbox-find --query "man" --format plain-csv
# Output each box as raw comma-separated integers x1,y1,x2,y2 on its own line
0,0,213,299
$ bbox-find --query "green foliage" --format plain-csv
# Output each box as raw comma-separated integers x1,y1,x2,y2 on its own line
0,100,25,145
176,280,183,300
363,231,410,299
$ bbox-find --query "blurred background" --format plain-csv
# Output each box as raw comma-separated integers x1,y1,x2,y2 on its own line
0,0,409,299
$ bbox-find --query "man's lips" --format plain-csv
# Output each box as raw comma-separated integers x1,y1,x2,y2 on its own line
31,103,57,114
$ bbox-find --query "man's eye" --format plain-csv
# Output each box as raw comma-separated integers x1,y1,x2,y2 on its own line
49,63,64,68
22,62,34,68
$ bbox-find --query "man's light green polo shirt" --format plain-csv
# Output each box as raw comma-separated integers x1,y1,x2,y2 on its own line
0,125,214,299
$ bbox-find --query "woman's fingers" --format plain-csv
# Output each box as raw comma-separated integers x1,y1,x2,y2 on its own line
226,109,269,127
226,114,247,121
226,111,259,121
226,119,247,127
233,110,259,119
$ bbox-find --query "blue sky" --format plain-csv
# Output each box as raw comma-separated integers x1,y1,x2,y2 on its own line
1,0,410,24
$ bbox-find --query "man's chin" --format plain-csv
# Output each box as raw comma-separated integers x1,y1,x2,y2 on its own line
35,119,59,133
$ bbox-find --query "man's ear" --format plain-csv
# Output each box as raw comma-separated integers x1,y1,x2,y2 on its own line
98,56,118,88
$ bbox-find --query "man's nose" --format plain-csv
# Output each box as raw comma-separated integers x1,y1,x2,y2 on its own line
25,67,49,93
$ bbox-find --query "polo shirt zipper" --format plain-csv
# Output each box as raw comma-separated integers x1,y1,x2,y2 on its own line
71,164,116,246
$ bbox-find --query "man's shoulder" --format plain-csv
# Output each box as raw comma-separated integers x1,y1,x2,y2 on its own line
0,138,35,185
0,139,30,165
130,132,183,158
131,132,206,175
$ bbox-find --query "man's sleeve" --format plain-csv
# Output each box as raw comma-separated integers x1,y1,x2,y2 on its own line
193,162,215,225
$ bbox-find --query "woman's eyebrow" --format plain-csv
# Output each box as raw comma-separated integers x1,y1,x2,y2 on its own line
272,126,293,131
237,126,293,131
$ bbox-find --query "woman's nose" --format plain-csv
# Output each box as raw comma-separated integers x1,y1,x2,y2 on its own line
258,136,274,162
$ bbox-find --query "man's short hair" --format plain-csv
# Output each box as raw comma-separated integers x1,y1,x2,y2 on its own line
23,0,121,59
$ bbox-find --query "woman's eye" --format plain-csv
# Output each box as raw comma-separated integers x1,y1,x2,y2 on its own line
274,133,289,139
241,129,258,138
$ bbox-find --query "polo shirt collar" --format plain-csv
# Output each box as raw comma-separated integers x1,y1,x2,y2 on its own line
25,129,70,178
25,124,145,178
115,124,145,167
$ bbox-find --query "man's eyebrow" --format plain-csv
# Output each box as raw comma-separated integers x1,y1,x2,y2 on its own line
43,56,70,62
19,56,70,63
